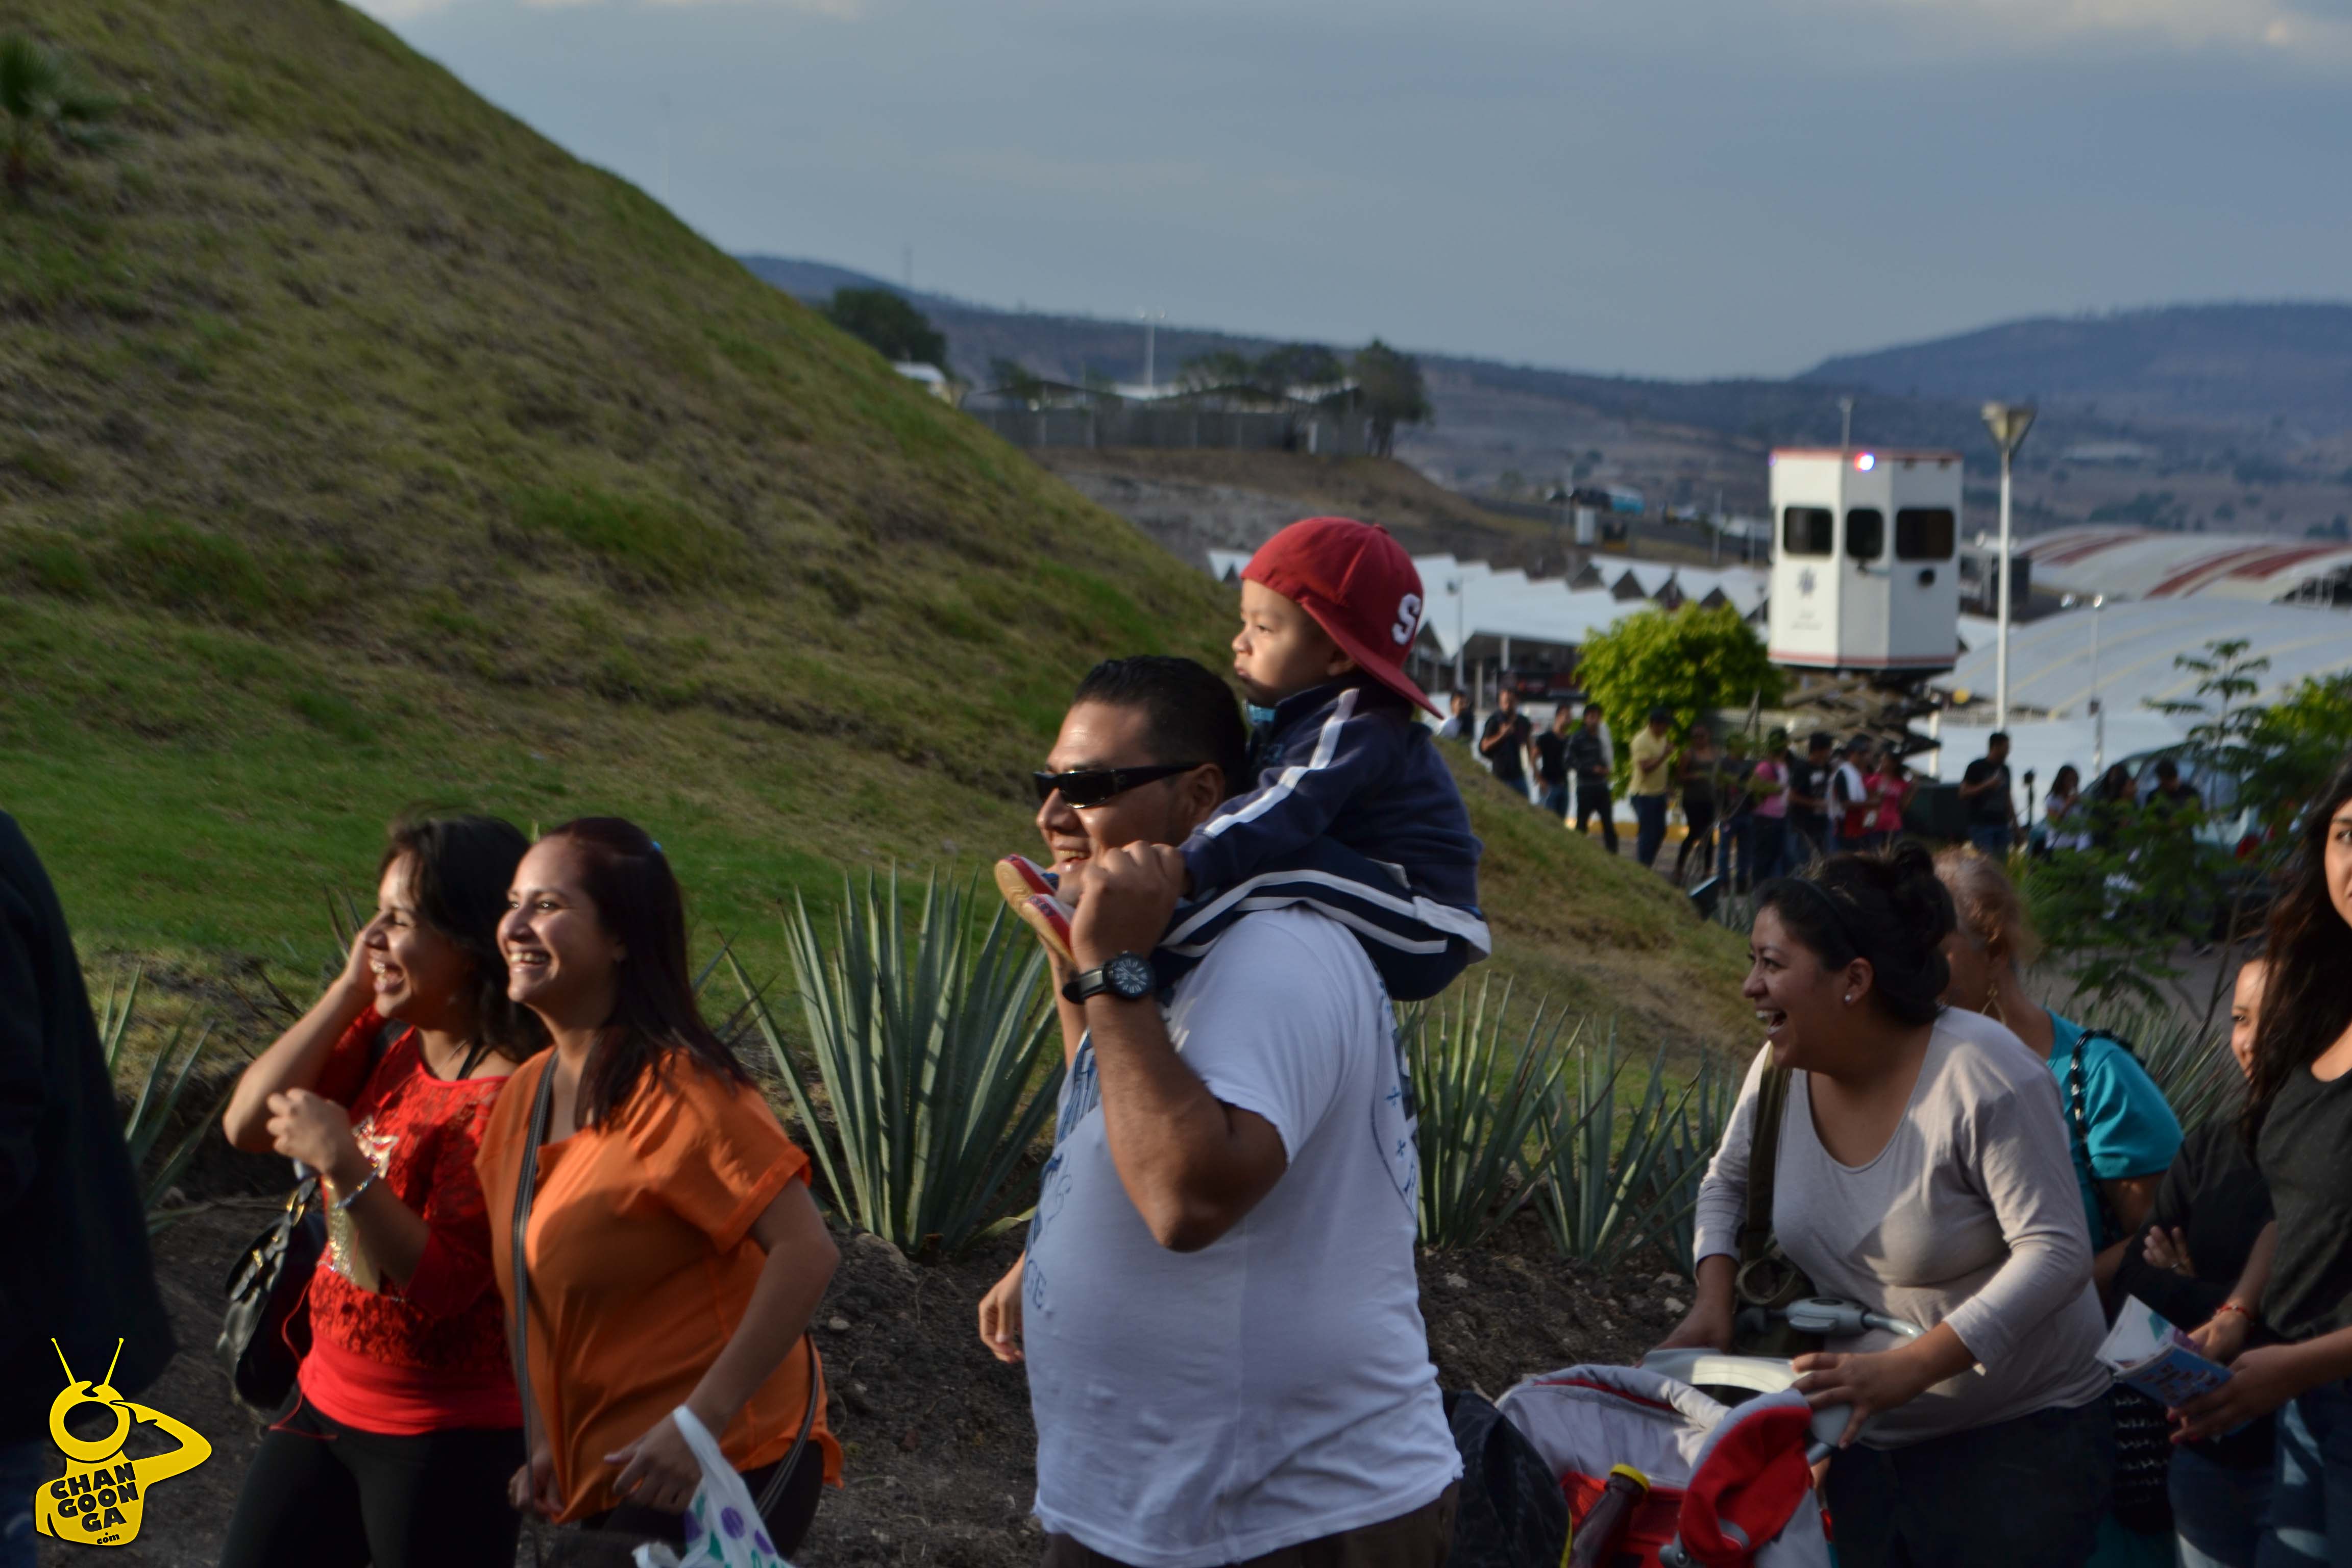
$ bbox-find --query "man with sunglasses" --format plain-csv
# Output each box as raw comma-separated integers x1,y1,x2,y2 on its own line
981,655,1461,1568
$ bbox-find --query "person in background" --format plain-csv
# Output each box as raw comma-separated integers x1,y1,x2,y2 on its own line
1746,729,1792,884
1673,721,1720,885
1960,731,2020,857
1828,738,1873,854
218,817,542,1568
1786,732,1835,867
1662,845,2114,1567
1478,687,1532,801
1935,846,2182,1298
2110,957,2274,1568
2145,758,2203,823
2091,764,2139,853
1533,706,1573,823
1434,690,1472,744
1565,701,1618,854
476,819,841,1557
1717,730,1757,892
2043,765,2092,854
1628,706,1676,868
1,812,176,1568
2175,756,2352,1567
1868,747,1914,851
1935,845,2181,1568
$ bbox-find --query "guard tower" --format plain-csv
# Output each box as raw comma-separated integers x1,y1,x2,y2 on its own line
1767,448,1962,676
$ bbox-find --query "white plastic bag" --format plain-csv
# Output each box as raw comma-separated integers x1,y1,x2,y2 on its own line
630,1407,796,1568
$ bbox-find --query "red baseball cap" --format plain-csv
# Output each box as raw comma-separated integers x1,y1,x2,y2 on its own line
1242,517,1437,715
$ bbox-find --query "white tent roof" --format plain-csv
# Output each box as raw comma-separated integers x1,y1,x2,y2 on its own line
1205,548,1765,657
1930,598,2352,719
2021,526,2352,604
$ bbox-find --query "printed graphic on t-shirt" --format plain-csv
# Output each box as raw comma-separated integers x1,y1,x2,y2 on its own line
1024,1036,1100,1319
1374,1015,1420,1219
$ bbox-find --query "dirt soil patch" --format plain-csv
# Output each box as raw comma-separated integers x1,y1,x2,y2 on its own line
43,1205,1681,1567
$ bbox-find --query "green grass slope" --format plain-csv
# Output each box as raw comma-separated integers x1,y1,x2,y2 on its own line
0,0,1749,1050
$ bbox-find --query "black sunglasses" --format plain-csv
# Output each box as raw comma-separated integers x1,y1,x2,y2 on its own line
1032,764,1205,808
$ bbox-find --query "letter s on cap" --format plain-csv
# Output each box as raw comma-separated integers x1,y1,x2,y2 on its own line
1392,593,1422,645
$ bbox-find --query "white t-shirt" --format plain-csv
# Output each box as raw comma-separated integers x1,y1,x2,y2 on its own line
1021,908,1459,1567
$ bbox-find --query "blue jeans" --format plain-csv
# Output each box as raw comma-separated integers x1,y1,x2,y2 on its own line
2261,1379,2352,1566
1631,794,1669,868
1540,782,1569,821
2176,1443,2273,1568
1,1439,44,1568
1969,823,2014,857
1750,816,1788,883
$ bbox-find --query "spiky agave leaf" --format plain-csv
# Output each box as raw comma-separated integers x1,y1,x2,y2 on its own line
753,867,1063,1259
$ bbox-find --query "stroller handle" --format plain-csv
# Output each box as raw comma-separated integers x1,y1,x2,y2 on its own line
1638,1299,1927,1462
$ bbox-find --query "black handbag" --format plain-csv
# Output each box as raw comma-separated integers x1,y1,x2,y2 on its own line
216,1174,325,1414
2065,1031,2174,1538
215,1019,401,1415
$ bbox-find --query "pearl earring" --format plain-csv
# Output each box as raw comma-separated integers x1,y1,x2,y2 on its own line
1844,993,1855,1004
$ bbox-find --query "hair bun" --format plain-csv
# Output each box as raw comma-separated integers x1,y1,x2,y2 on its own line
1880,841,1957,946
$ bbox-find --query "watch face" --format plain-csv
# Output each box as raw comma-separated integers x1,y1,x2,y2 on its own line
1105,953,1155,1000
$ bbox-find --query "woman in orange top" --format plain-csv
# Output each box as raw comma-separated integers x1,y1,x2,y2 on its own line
475,818,840,1555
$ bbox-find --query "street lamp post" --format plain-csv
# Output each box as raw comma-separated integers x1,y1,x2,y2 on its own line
2089,594,2105,772
1981,402,2038,728
1136,309,1167,391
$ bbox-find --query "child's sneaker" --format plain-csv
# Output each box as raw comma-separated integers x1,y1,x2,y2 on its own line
994,854,1060,911
1014,894,1074,965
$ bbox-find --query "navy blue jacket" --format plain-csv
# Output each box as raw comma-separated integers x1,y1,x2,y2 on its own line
1182,681,1483,915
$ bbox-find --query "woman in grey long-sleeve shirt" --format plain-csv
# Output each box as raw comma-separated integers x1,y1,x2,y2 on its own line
1656,845,2114,1568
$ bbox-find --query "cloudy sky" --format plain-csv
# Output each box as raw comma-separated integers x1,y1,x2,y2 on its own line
356,0,2352,379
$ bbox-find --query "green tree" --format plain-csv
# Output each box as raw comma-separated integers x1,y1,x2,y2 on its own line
987,357,1050,407
0,35,122,202
1352,338,1430,456
1253,342,1345,397
1573,605,1785,791
1177,349,1256,393
822,286,948,370
2027,639,2352,1024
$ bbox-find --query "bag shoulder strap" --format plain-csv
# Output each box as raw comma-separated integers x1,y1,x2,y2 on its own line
1738,1064,1793,1261
507,1058,560,1468
2061,1037,2125,1247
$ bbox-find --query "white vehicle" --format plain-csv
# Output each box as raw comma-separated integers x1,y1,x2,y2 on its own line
1767,447,1963,676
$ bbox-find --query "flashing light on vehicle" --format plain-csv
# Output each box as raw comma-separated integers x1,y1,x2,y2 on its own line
1854,453,1877,472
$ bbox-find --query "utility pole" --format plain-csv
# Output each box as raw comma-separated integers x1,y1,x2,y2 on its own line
1839,395,1855,451
1136,309,1167,391
1981,402,2038,729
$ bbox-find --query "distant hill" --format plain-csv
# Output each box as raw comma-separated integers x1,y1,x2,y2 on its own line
1802,303,2352,439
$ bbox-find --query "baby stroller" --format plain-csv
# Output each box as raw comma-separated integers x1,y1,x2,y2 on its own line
1480,1298,1921,1567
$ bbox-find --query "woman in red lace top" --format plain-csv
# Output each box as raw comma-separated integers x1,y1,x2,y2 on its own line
217,817,544,1568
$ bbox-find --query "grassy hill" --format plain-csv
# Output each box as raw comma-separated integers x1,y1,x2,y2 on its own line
0,0,1748,1051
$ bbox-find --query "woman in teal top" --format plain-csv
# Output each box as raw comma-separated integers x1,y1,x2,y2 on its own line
1937,845,2185,1568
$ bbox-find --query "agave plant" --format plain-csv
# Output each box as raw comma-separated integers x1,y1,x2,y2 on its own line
99,968,230,1232
1403,978,1572,1248
2082,1000,2241,1134
1539,1031,1731,1270
743,868,1064,1260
